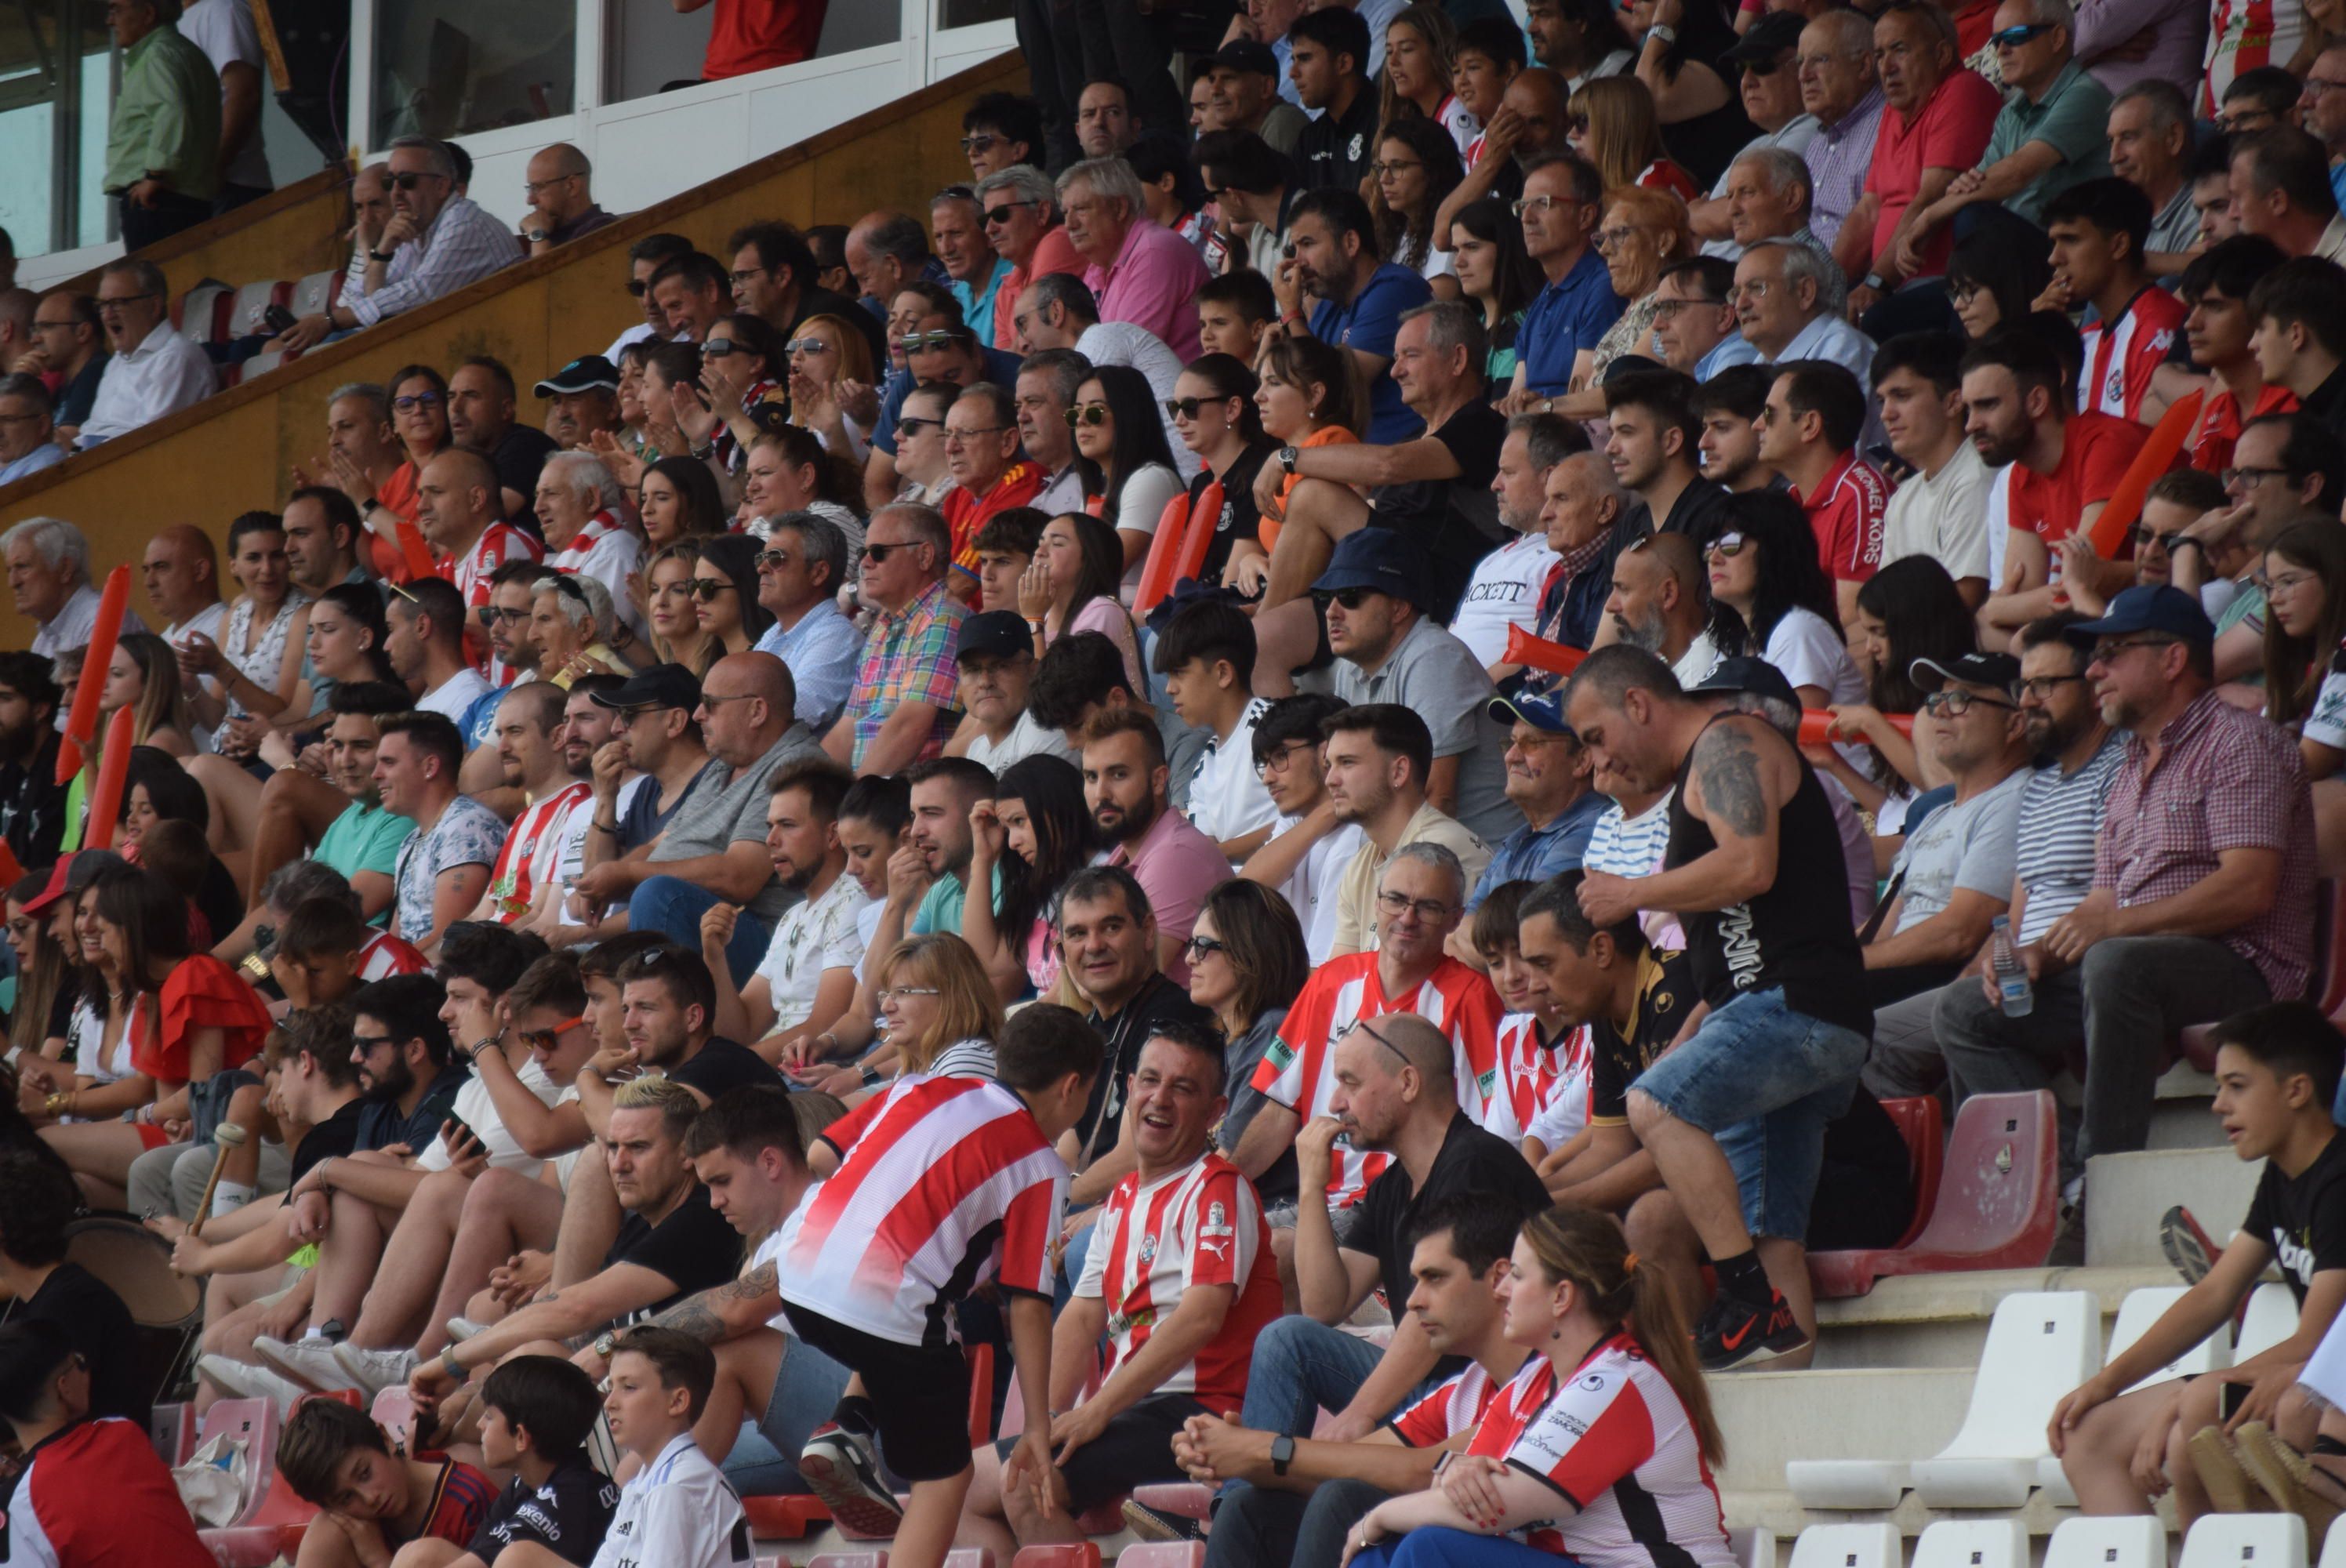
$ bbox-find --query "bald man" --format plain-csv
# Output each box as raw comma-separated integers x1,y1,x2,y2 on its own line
1435,67,1571,252
414,446,545,611
1601,531,1719,688
519,141,616,254
143,524,227,648
577,651,829,984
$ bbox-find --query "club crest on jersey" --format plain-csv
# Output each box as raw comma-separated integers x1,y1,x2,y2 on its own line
1138,1232,1159,1267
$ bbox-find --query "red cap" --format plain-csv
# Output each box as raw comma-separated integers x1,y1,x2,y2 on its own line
20,855,73,915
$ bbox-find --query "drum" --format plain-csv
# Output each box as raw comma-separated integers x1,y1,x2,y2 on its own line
63,1212,202,1327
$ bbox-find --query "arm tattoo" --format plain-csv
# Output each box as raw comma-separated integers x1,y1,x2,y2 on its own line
1694,724,1770,840
646,1298,727,1345
649,1262,779,1345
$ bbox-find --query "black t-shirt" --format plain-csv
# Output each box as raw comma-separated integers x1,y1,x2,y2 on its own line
490,426,561,530
604,1185,745,1319
468,1457,620,1566
1807,1085,1917,1252
2243,1130,2346,1305
0,729,67,872
20,1263,142,1426
1587,949,1696,1124
1297,87,1380,193
1369,400,1509,622
194,856,243,949
1194,441,1278,582
1654,480,1734,550
1075,975,1218,1163
672,1038,780,1098
1351,1112,1550,1349
353,1064,471,1154
289,1098,366,1185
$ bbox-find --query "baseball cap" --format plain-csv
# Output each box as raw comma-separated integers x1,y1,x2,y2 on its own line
1487,688,1574,736
959,610,1034,664
22,849,126,915
1910,652,2021,695
534,355,620,397
1723,11,1806,66
2061,584,2217,648
1687,655,1801,711
1310,529,1436,609
1209,39,1280,77
588,662,703,713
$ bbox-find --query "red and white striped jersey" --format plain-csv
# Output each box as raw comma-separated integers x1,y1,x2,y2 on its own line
1793,451,1890,583
484,782,592,922
1251,953,1505,1206
2204,0,2304,115
1074,1151,1281,1408
1387,1359,1504,1447
548,510,645,611
1473,1334,1734,1568
1480,1013,1592,1147
2079,288,2186,423
777,1074,1069,1347
358,928,430,980
451,520,547,609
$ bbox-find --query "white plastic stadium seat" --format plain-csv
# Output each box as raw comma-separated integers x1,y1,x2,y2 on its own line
1731,1526,1778,1568
2179,1514,2310,1568
2239,1284,2300,1362
1910,1520,2025,1568
2041,1285,2235,1505
2042,1515,2169,1568
2319,1519,2346,1568
1788,1522,1903,1568
1907,1290,2100,1507
289,270,336,318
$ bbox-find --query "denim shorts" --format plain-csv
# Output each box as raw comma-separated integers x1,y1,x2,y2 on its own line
1632,985,1867,1241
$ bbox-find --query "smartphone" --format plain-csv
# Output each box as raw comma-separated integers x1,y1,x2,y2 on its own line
2219,1382,2249,1423
262,303,298,334
443,1116,479,1151
1282,242,1297,261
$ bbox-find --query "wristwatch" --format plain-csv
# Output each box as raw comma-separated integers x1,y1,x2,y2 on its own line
1644,21,1676,44
1277,445,1300,474
1862,272,1888,292
593,1331,618,1360
2166,535,2203,553
369,249,396,263
1270,1435,1297,1476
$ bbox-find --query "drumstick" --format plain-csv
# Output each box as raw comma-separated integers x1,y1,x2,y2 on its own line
187,1123,250,1240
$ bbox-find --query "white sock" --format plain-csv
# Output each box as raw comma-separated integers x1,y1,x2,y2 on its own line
210,1181,255,1218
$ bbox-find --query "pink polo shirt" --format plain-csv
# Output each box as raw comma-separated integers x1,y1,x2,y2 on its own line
994,227,1088,351
1082,219,1210,362
1105,804,1226,984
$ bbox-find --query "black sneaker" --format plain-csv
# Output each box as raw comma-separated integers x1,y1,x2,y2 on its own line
798,1422,904,1537
2043,1201,2087,1269
2160,1204,2216,1287
1694,1290,1807,1371
1122,1497,1208,1543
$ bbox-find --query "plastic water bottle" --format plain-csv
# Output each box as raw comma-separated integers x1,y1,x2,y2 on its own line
1990,914,2034,1017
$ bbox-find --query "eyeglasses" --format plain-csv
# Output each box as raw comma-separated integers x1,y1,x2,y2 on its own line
1650,296,1723,318
388,170,448,191
901,331,965,352
516,1015,584,1051
1183,934,1228,960
2223,465,2288,488
1592,226,1637,254
944,424,1012,446
1511,194,1570,216
2093,635,2181,661
2306,77,2346,97
1371,160,1424,177
700,691,761,707
961,132,1001,154
393,392,444,412
2017,673,2089,699
688,578,738,601
96,291,160,312
1988,22,2056,46
983,201,1037,225
1164,397,1230,419
1065,402,1111,427
1921,688,2017,717
1255,739,1316,779
1375,888,1455,922
476,604,528,626
1728,278,1774,300
522,173,579,196
877,985,942,1003
1705,532,1749,559
610,705,656,728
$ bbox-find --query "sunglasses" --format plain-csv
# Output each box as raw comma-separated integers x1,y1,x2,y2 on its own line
896,417,942,437
516,1016,584,1052
1183,934,1228,960
388,170,447,191
703,337,741,358
2128,525,2181,549
783,338,832,355
862,542,921,562
1320,587,1378,610
1922,688,2018,717
755,549,796,569
983,201,1036,225
1989,22,2055,45
901,331,965,352
1164,397,1230,419
476,604,528,626
961,132,1001,154
1705,533,1749,559
1065,403,1111,427
689,578,738,601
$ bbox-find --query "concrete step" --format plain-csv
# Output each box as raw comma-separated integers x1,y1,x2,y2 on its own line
2086,1145,2261,1269
1709,1366,1973,1494
1813,1266,2175,1370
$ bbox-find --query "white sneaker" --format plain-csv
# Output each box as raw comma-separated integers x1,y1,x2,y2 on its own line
252,1334,364,1394
445,1317,486,1343
332,1343,419,1397
196,1355,306,1417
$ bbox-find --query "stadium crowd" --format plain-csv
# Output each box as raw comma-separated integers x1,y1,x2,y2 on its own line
14,0,2346,1563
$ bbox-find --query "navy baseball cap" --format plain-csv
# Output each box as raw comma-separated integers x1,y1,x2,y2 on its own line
2061,584,2216,648
1487,688,1574,735
1687,655,1801,711
1724,10,1806,66
534,355,619,397
589,662,702,712
1911,652,2021,695
1311,529,1436,609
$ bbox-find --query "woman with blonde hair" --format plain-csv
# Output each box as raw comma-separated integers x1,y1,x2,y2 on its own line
1378,3,1477,154
1567,76,1698,201
642,539,712,670
100,634,196,759
1342,1203,1733,1568
869,932,1004,1088
785,312,879,464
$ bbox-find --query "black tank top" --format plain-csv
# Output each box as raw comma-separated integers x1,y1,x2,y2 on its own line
1665,712,1873,1036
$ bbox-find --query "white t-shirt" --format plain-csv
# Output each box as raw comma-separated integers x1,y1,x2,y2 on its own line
589,1434,750,1568
416,1055,561,1175
1112,463,1188,591
420,667,496,724
1761,607,1865,706
755,873,873,1033
1450,532,1560,668
1266,815,1367,964
557,774,647,932
2306,663,2346,753
1182,699,1280,863
966,710,1078,773
1880,444,1992,586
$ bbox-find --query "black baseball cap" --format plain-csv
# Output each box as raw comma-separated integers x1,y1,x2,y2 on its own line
588,662,702,712
1209,39,1280,78
1911,652,2022,695
959,610,1034,664
533,355,619,397
1687,655,1801,711
1724,12,1806,67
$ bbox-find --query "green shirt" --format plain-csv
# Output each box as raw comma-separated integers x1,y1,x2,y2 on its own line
1980,61,2111,226
104,24,222,200
2216,580,2266,637
316,800,419,926
910,863,1005,938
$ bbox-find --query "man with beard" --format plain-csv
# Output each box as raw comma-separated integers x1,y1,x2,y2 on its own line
1451,415,1572,678
1602,533,1718,689
1603,370,1732,545
448,356,560,526
1080,707,1226,982
1874,331,1992,607
459,561,550,755
706,761,869,1065
868,757,995,975
467,683,594,928
0,652,66,869
569,667,717,947
385,575,494,723
1690,365,1782,495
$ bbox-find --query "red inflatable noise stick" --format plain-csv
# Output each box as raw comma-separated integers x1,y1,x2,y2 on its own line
56,563,131,784
1502,625,1587,677
1799,710,1916,746
83,704,136,848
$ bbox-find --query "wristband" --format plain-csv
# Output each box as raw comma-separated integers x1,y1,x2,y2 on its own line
358,495,380,514
369,249,396,263
441,1349,465,1380
2165,535,2202,552
468,1035,500,1062
1644,21,1676,43
594,818,620,833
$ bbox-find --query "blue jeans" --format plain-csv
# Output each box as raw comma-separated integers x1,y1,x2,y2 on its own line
1357,1527,1585,1568
724,1330,858,1495
1220,1317,1422,1512
1633,985,1866,1243
1208,1477,1391,1568
631,874,771,989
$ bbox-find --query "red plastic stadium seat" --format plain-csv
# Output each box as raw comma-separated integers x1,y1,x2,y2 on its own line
198,1525,285,1567
1807,1091,2059,1298
1131,1483,1213,1523
807,1552,888,1568
1117,1546,1208,1568
370,1387,417,1454
1012,1547,1102,1568
1874,1096,1941,1251
744,1496,833,1538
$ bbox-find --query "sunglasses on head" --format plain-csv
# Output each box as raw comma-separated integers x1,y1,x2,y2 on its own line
1065,403,1110,427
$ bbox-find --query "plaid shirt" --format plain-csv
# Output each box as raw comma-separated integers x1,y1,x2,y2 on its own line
848,578,967,768
1804,87,1886,249
2093,691,2315,998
